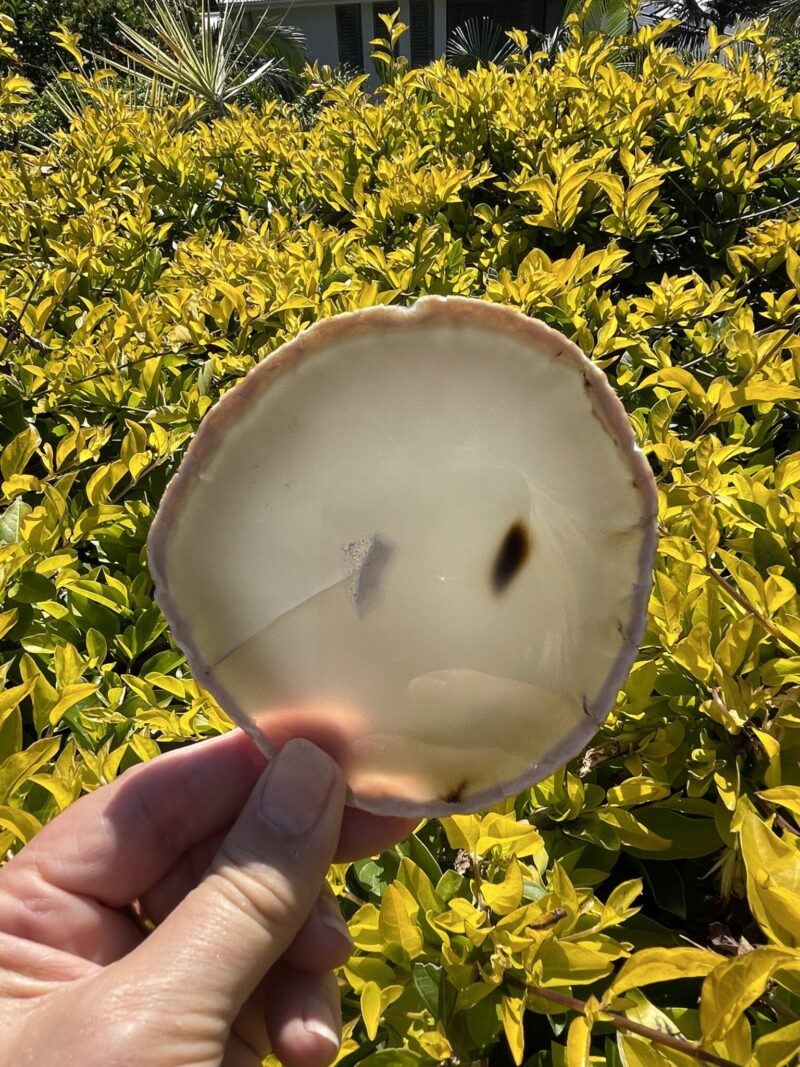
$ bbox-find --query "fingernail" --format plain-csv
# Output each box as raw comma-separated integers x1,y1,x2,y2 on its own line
317,894,353,950
260,739,338,835
304,996,341,1051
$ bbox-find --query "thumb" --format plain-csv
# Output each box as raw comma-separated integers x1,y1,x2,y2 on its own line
120,738,346,1015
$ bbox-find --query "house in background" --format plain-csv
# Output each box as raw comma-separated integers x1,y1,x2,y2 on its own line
228,1,565,83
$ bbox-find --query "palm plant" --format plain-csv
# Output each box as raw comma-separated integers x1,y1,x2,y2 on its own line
530,0,632,61
649,0,800,51
445,15,516,70
445,0,633,71
105,0,308,117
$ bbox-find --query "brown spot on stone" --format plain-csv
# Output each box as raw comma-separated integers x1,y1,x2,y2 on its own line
491,520,531,594
443,780,469,804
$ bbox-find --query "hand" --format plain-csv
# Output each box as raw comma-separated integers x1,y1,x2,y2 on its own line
0,731,415,1067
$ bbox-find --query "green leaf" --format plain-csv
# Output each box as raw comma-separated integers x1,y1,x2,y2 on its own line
0,499,32,544
9,572,56,604
412,962,441,1017
623,807,720,860
358,1052,425,1067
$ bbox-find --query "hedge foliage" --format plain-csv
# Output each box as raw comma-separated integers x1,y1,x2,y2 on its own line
2,11,800,1066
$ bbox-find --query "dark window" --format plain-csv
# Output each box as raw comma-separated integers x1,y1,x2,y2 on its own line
336,4,364,70
410,0,434,65
373,1,397,41
447,1,545,35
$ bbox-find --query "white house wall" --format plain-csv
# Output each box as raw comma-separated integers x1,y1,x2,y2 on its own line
269,4,340,67
239,0,544,84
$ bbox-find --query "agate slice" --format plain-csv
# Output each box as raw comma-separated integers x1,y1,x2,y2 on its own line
148,297,658,818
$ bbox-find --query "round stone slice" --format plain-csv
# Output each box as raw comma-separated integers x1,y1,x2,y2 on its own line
148,296,658,818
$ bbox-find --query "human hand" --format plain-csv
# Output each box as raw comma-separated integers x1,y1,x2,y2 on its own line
0,731,416,1067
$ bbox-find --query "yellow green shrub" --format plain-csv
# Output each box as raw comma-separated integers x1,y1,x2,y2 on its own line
2,12,800,1065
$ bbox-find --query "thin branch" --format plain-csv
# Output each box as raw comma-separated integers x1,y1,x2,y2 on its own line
775,812,800,838
504,975,739,1067
704,564,800,658
526,907,568,930
728,194,800,226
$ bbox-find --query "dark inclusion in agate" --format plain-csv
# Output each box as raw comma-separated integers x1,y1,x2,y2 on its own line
491,520,531,594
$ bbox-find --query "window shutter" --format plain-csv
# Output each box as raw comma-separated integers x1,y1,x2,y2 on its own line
447,2,543,36
336,4,365,70
410,0,434,65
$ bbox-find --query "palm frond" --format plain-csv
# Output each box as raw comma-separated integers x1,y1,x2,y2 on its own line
769,0,800,32
249,17,309,73
104,0,307,117
446,16,515,71
582,0,632,38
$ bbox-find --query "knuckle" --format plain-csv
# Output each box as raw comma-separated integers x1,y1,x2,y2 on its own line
206,846,303,936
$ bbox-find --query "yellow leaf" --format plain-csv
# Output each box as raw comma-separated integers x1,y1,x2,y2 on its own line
349,903,381,950
538,940,618,986
599,879,643,927
441,813,480,851
786,246,800,296
606,947,722,999
50,23,84,66
417,1031,453,1060
0,737,60,804
752,728,781,788
565,1014,592,1067
692,496,720,558
0,678,36,720
343,958,395,993
606,778,670,808
397,857,440,915
700,946,800,1042
617,1034,671,1066
751,1018,800,1067
0,426,41,480
361,981,382,1040
638,366,707,408
2,474,41,497
758,787,800,821
48,683,98,726
86,461,127,505
0,804,42,843
500,995,526,1066
476,813,542,858
379,883,424,959
736,799,800,947
482,856,524,916
0,608,17,640
26,771,80,811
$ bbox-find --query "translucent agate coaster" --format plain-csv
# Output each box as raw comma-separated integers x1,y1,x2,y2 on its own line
148,297,657,818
